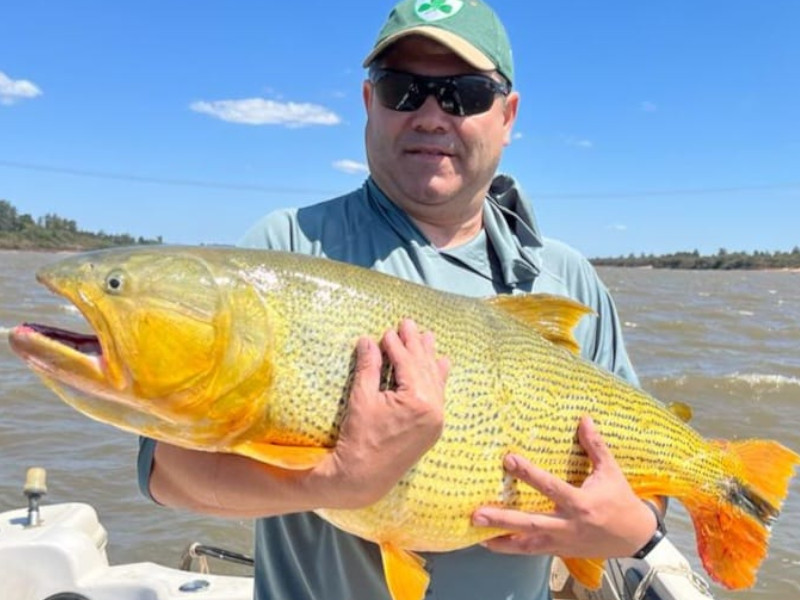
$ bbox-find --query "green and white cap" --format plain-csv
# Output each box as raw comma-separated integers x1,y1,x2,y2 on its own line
363,0,514,85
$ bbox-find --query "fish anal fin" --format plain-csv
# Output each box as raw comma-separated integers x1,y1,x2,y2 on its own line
486,294,593,355
380,543,429,600
561,556,605,589
231,441,331,470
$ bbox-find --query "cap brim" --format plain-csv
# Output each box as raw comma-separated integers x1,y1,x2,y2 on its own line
362,26,495,72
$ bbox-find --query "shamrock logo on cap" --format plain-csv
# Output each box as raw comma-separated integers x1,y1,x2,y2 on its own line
415,0,464,22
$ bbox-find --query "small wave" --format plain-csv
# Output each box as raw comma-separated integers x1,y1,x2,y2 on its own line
58,304,80,315
0,326,11,336
623,321,638,329
729,373,800,387
737,310,755,316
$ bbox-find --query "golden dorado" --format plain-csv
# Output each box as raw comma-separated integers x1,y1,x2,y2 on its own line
8,246,799,600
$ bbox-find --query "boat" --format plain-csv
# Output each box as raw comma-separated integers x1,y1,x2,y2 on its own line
0,468,715,600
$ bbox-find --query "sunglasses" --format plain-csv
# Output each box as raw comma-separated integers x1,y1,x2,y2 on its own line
368,67,510,117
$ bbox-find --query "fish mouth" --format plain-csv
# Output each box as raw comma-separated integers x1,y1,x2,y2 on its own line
8,321,107,387
20,322,102,354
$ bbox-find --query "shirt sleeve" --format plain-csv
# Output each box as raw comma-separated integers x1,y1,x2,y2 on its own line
136,436,159,502
551,244,640,388
585,274,639,387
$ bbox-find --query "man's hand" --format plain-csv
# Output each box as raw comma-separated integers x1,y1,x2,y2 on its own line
151,318,449,518
317,318,450,509
471,415,657,558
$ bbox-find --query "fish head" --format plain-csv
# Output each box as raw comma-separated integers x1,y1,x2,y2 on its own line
9,246,273,447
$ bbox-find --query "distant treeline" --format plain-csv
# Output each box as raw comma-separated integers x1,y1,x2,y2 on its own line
0,200,162,250
591,248,800,270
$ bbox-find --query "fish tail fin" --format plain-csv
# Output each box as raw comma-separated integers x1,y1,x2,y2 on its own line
560,557,605,589
684,440,800,589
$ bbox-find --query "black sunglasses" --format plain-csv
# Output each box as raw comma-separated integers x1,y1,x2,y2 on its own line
368,67,510,117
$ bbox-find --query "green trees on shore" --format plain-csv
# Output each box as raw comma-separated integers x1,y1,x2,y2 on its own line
2,199,798,268
0,200,162,250
591,247,800,270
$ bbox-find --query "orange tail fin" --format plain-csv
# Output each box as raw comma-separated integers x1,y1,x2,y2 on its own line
684,440,800,589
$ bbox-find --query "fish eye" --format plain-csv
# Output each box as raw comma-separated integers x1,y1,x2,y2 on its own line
105,270,126,294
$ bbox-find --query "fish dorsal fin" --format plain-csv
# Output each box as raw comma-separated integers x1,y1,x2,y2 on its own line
486,293,594,355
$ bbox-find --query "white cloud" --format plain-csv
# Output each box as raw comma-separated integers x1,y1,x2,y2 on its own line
607,224,628,231
190,98,341,127
564,136,593,149
641,101,658,113
0,71,42,105
512,132,523,140
333,159,368,174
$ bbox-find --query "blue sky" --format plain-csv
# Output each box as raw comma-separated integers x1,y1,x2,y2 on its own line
1,0,798,258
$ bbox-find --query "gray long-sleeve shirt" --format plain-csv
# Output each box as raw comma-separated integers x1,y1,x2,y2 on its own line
138,174,638,600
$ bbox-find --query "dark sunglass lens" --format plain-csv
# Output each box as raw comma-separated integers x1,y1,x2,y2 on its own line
451,78,496,116
375,71,425,112
371,69,504,116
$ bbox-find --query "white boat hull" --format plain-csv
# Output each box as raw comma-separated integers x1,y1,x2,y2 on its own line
0,501,714,600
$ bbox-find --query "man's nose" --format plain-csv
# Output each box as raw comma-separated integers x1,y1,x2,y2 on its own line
410,94,451,131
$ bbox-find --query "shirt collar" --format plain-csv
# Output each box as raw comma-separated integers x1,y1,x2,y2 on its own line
484,174,543,285
365,175,543,287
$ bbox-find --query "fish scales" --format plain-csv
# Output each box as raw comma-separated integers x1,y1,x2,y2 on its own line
8,246,799,598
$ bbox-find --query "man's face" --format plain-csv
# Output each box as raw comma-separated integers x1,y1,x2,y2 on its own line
363,36,519,221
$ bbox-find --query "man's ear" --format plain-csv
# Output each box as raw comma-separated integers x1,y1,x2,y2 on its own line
363,80,373,111
502,91,520,146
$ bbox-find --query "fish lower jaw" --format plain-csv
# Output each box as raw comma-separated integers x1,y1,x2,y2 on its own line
9,326,108,386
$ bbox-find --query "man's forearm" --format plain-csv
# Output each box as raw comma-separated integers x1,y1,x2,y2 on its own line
149,443,329,518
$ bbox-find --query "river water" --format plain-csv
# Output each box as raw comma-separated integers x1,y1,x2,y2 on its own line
1,250,798,597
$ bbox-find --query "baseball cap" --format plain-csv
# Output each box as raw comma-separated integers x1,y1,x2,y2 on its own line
362,0,514,85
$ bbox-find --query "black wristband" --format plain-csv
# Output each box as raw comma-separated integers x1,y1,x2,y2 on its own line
631,500,667,559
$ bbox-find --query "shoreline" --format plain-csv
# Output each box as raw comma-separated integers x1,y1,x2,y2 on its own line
3,247,800,272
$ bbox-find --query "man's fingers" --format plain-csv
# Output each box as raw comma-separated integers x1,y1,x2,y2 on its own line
352,337,382,394
421,330,436,354
397,318,424,353
502,454,577,506
436,356,451,382
472,508,566,554
577,415,616,471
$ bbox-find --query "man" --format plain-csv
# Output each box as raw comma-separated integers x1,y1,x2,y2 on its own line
138,1,662,598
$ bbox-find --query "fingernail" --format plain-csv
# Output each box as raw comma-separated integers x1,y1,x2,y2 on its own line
504,454,518,470
473,514,489,526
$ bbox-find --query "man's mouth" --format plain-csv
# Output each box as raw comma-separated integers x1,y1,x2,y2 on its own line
405,145,455,157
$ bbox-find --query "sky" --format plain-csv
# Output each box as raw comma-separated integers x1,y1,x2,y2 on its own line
1,0,798,259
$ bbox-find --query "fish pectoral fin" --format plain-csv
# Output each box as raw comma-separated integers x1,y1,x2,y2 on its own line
486,293,593,355
380,543,430,600
231,441,332,470
560,556,605,590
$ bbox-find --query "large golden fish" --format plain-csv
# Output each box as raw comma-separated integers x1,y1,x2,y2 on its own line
8,246,799,600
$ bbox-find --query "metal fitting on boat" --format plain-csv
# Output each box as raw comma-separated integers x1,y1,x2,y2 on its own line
23,466,47,527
